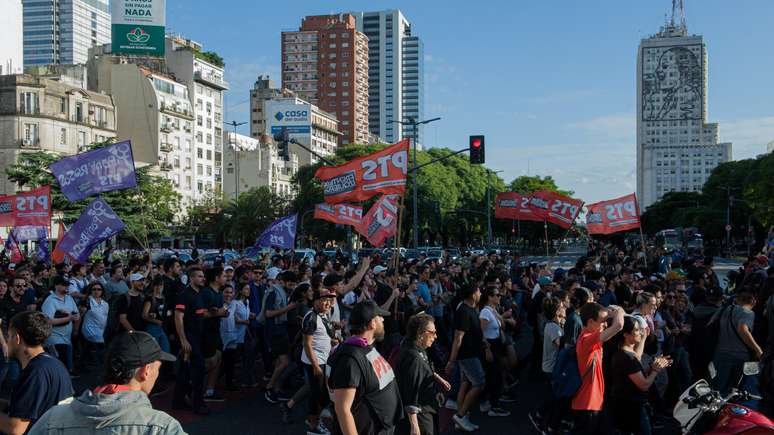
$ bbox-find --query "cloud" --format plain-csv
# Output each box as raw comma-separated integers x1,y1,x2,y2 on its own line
717,116,774,159
567,113,636,140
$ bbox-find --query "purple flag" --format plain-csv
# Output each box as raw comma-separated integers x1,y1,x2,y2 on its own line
254,214,297,249
49,140,138,202
57,197,126,263
12,226,47,243
37,232,50,263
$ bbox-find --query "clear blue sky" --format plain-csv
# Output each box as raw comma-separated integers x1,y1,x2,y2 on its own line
167,0,774,204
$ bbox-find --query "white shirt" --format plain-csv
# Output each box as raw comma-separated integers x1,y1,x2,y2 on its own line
479,306,501,340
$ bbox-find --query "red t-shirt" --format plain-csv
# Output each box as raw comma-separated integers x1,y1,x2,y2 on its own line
571,330,604,411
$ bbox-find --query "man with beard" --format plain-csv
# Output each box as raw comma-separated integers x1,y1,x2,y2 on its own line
328,300,402,435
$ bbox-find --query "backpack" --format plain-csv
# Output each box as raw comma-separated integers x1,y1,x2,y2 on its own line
104,293,131,342
551,345,596,399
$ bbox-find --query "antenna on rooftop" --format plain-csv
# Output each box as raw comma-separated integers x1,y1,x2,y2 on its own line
671,0,686,31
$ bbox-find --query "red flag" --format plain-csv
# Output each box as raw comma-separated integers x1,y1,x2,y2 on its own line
494,192,542,222
355,195,400,248
52,220,68,264
0,194,16,227
528,190,584,229
5,232,23,264
586,193,641,235
14,186,51,226
314,203,363,227
315,140,409,204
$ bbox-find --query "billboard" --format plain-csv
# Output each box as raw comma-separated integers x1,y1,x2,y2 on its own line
111,0,166,56
266,101,312,136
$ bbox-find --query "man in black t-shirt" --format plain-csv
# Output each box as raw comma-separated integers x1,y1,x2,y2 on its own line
328,300,402,435
117,273,147,332
172,267,209,415
444,284,485,432
0,311,72,434
201,267,228,403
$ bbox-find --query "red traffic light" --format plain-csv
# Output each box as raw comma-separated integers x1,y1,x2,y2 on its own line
471,138,482,148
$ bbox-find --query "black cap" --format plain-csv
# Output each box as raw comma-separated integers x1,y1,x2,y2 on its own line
323,273,343,287
349,300,390,328
52,275,70,287
107,331,176,370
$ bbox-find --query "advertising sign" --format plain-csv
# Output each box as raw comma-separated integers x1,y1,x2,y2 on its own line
315,140,409,204
50,140,138,202
14,186,51,227
528,190,584,229
111,0,166,56
266,101,312,135
586,193,641,235
494,192,541,222
314,203,363,227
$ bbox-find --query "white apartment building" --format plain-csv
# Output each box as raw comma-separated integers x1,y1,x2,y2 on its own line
22,0,111,66
265,97,340,167
165,35,229,198
0,71,117,194
87,45,197,211
223,132,298,199
353,10,425,147
636,17,732,209
1,0,24,75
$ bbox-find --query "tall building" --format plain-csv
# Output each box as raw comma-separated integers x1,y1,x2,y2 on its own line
0,69,117,194
636,5,732,209
87,45,197,211
264,96,340,167
249,75,296,140
281,13,369,145
223,132,298,200
353,10,424,147
165,35,229,198
1,0,24,75
22,0,111,66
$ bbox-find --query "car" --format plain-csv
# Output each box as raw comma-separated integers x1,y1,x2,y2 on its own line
293,249,316,265
200,251,238,267
446,248,461,261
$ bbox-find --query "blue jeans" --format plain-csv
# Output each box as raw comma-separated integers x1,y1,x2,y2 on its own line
146,324,170,353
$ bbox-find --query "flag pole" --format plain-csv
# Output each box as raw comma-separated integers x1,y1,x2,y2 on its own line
639,226,648,269
544,219,549,259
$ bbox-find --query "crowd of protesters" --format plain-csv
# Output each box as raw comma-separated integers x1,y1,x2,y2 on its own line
0,239,772,434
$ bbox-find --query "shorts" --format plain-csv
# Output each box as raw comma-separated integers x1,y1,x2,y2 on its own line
458,357,486,388
203,333,222,359
269,333,290,356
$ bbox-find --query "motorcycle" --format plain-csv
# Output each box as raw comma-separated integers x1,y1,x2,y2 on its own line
673,362,774,434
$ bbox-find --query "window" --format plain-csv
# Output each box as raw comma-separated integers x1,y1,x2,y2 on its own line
59,97,66,114
77,131,87,148
206,150,212,160
23,123,39,145
197,116,203,126
75,102,84,122
185,158,191,169
206,166,212,176
206,134,212,145
21,92,39,114
59,128,67,145
197,181,203,192
197,164,203,175
197,148,203,158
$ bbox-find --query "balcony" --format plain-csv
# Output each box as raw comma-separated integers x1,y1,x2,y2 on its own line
160,103,194,120
20,138,41,149
194,71,229,91
159,161,173,171
160,123,173,133
160,142,173,152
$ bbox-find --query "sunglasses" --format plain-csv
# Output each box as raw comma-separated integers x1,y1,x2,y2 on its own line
423,329,437,336
92,287,104,291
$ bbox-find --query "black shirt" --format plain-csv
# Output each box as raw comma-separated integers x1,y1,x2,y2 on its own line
201,286,224,336
609,349,647,403
175,286,206,340
0,294,33,329
8,353,73,428
116,293,145,332
328,342,402,434
374,281,399,334
394,342,438,413
454,302,483,360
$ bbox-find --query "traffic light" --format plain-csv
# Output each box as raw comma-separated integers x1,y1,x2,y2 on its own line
469,135,485,164
273,127,290,161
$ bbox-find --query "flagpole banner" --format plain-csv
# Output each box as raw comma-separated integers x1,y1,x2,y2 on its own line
0,194,16,227
11,226,47,243
315,140,409,204
111,0,166,56
57,198,126,264
494,192,541,222
5,233,23,264
528,190,584,230
586,193,641,235
50,141,138,202
355,195,401,248
314,203,364,227
255,214,298,249
14,186,51,227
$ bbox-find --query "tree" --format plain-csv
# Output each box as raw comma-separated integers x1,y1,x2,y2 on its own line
5,140,180,245
509,175,573,196
219,187,288,248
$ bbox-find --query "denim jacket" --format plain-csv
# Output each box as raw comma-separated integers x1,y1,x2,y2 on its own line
28,389,186,435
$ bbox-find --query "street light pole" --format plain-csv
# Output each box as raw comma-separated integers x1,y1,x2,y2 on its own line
226,120,247,201
389,116,441,248
486,169,504,245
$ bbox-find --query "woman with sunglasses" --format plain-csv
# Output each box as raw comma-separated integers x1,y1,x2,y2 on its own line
478,287,511,418
79,282,109,368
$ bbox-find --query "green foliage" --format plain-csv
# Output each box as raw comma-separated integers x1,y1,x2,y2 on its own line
194,50,225,68
509,175,573,196
219,187,288,248
5,140,181,244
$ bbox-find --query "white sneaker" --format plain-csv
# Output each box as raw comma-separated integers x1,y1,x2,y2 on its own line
444,398,458,411
466,415,480,430
452,414,477,432
479,400,492,413
319,407,332,420
488,407,511,417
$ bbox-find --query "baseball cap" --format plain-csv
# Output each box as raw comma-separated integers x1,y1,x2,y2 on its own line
373,265,388,275
313,288,337,300
323,273,343,287
224,265,235,272
538,276,553,286
129,273,145,282
266,268,281,280
349,300,390,328
107,331,176,370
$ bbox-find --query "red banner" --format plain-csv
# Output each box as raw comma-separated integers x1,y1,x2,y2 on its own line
586,193,641,235
314,203,364,227
0,194,16,227
528,190,584,229
315,140,409,204
494,192,542,221
14,186,51,227
355,195,400,247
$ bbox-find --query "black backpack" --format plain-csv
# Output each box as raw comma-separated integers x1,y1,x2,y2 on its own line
104,293,131,342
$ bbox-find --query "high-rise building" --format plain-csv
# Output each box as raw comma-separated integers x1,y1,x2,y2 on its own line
353,10,424,147
636,6,732,209
165,35,229,198
265,96,340,167
0,69,117,194
249,75,296,140
1,0,24,75
22,0,111,67
281,13,369,145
